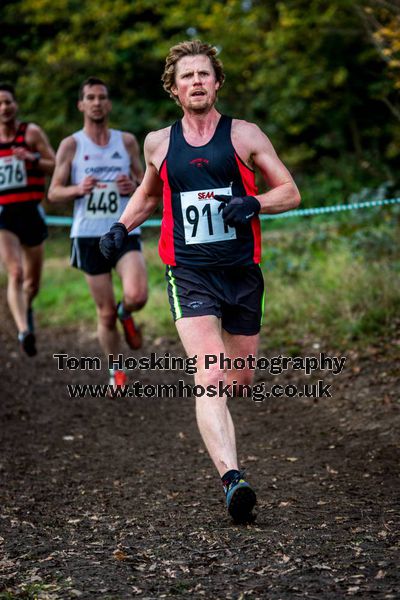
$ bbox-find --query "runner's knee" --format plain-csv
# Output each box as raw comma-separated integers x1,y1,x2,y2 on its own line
123,289,148,311
196,362,226,388
8,263,24,286
228,370,254,387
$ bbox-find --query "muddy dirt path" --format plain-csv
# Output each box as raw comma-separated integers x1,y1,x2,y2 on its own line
0,310,399,599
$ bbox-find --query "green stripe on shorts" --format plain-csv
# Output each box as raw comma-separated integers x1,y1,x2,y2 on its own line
260,288,266,326
167,267,183,320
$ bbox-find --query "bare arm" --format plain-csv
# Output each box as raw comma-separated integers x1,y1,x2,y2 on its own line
117,132,145,197
232,121,301,214
48,137,96,204
12,123,56,175
119,131,165,231
124,132,144,183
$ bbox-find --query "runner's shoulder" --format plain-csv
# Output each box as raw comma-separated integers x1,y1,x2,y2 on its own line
231,118,264,139
56,135,77,160
25,122,48,145
121,131,139,148
25,122,41,135
144,127,171,161
231,118,271,155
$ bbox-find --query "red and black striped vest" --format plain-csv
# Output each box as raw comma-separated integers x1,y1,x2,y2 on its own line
0,122,45,205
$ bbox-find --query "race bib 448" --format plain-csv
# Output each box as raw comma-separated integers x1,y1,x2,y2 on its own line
84,181,120,219
181,186,236,245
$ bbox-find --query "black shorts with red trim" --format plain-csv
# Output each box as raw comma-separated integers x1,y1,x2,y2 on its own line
0,201,48,246
70,235,142,276
165,264,265,336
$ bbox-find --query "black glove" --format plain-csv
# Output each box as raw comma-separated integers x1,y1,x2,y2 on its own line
99,222,128,260
215,195,261,227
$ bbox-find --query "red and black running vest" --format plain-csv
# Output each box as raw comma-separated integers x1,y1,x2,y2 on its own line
0,122,45,205
159,115,261,267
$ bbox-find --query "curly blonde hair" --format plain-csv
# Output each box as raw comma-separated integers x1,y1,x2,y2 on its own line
162,40,225,105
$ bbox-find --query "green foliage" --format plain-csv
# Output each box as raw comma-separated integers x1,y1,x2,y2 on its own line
263,241,400,348
258,194,400,348
1,0,399,199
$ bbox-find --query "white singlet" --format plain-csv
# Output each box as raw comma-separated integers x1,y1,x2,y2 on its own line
70,129,140,238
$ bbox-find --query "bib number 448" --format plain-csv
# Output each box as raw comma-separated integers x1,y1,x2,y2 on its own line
84,182,120,218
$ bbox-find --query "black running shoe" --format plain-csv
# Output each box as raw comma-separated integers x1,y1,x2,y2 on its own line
18,331,37,357
223,470,257,523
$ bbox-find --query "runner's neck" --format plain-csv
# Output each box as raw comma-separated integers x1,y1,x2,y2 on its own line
83,122,111,147
181,109,221,146
0,120,19,143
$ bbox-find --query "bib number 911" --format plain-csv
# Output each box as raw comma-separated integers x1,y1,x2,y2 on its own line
84,181,120,218
181,186,236,245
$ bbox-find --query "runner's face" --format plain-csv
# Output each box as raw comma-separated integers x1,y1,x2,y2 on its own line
0,91,17,125
172,55,220,113
78,84,111,123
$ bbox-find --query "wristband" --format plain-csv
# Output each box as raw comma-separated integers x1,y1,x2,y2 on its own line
31,152,41,166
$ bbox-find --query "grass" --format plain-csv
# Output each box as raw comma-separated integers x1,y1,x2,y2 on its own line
263,243,400,348
32,231,176,338
1,211,399,350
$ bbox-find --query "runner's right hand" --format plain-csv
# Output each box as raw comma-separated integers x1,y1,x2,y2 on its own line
76,176,97,197
99,222,128,260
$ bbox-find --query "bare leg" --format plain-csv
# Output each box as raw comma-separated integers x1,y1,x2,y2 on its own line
221,330,260,460
0,230,28,333
85,273,120,359
176,315,238,476
21,242,44,310
176,316,258,521
115,250,148,312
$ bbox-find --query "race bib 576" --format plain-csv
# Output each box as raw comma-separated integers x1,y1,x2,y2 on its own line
0,156,27,191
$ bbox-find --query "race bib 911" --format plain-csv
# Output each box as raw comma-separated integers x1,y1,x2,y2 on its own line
0,156,27,191
84,181,120,219
181,186,236,245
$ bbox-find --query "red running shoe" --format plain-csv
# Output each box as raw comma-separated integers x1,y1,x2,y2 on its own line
108,369,128,397
117,301,142,350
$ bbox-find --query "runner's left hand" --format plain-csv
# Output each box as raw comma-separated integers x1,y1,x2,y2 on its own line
215,195,261,226
116,174,136,197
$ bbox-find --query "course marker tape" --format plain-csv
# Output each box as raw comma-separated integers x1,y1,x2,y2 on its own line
45,197,400,227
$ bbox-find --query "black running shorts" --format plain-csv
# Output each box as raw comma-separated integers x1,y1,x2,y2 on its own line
165,264,265,335
0,201,48,246
71,235,142,275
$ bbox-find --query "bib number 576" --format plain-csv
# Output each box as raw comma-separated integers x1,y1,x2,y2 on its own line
0,157,27,190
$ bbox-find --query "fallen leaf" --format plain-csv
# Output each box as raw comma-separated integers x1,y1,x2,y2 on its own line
375,570,386,579
113,549,128,561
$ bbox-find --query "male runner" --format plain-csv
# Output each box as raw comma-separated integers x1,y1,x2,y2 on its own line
0,82,55,356
100,42,301,521
48,77,147,389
